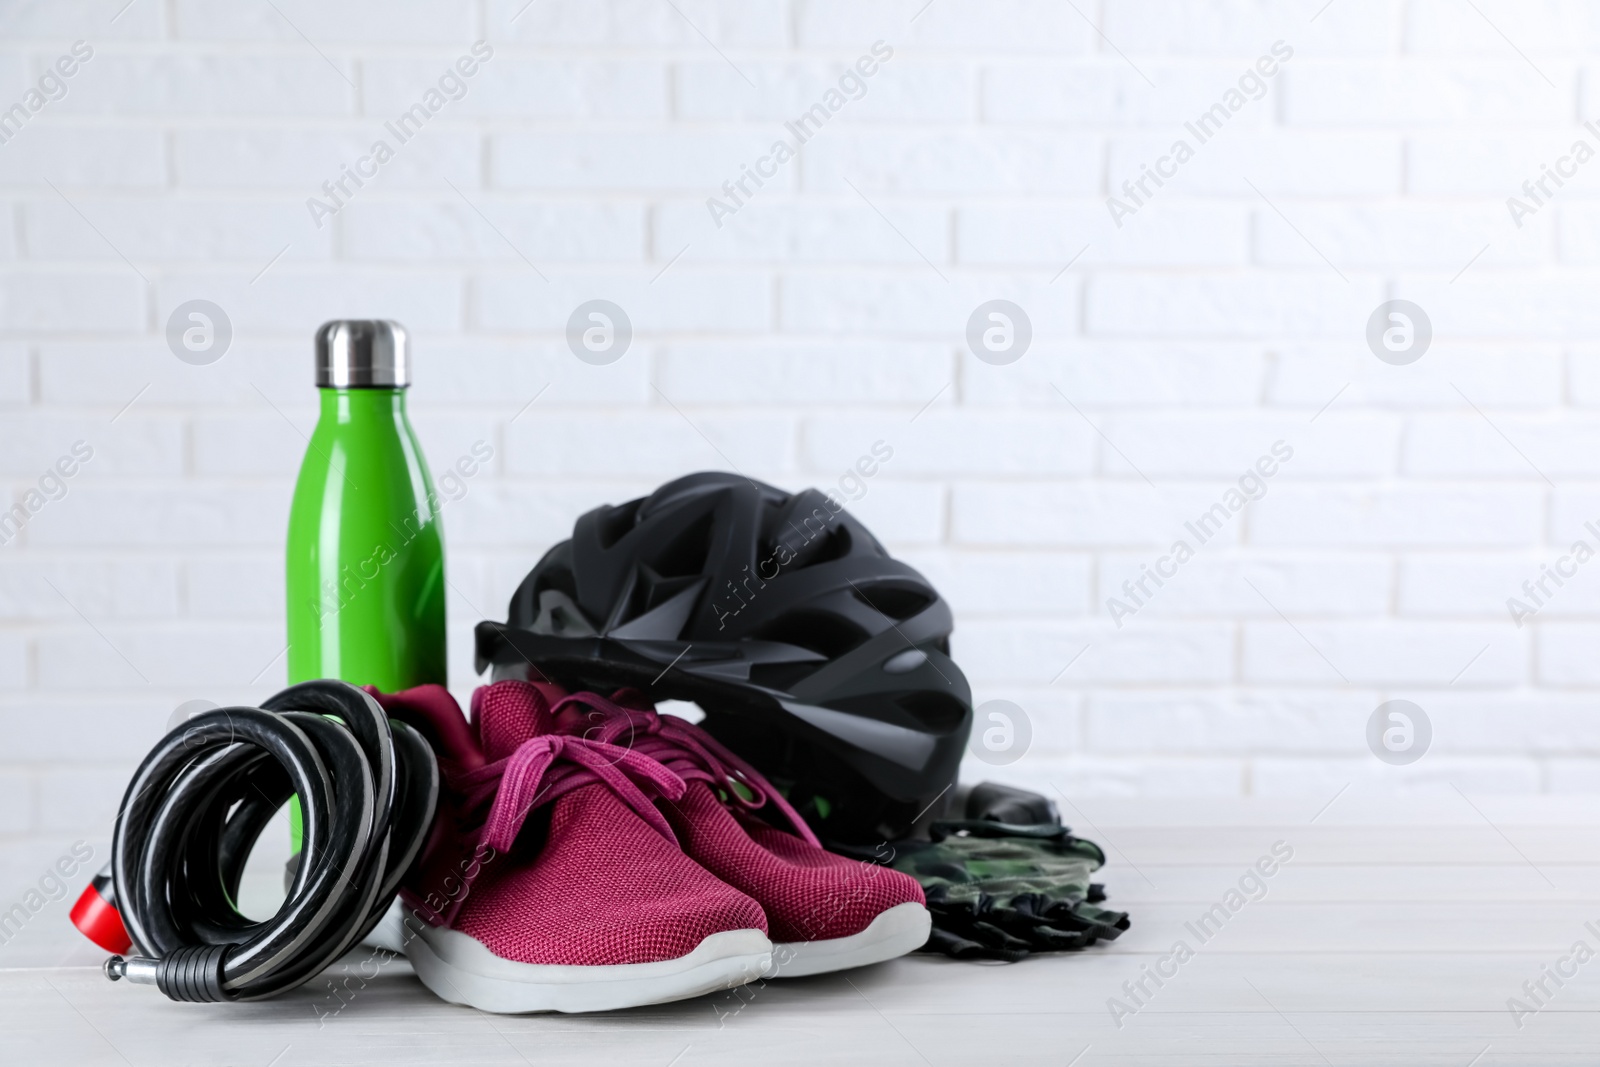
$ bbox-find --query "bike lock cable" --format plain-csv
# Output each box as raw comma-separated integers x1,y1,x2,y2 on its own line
97,680,438,1002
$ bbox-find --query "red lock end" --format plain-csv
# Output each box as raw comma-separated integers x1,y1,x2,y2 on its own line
70,873,131,955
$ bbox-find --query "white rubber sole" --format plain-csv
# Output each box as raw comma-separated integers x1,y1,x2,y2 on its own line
767,902,932,978
404,923,772,1014
360,899,410,955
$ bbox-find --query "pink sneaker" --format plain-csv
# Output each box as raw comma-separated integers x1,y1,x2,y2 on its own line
368,683,771,1013
543,684,932,978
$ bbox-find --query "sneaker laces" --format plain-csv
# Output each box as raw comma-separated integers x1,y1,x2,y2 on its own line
553,689,822,848
450,731,687,854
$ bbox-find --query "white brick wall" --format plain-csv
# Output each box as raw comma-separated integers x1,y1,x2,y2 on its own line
0,0,1596,835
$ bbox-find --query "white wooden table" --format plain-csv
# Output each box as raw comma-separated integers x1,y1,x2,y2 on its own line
4,794,1596,1066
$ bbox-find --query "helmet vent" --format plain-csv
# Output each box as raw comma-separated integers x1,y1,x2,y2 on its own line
531,589,597,637
751,609,869,658
850,584,933,621
750,661,816,690
782,524,852,570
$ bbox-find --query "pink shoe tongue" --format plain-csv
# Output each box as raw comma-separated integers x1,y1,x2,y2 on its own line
471,680,571,762
363,683,485,770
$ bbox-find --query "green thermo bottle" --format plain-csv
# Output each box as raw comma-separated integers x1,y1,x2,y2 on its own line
286,320,447,691
285,321,446,851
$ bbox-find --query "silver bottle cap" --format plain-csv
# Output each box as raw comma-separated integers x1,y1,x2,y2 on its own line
315,320,409,388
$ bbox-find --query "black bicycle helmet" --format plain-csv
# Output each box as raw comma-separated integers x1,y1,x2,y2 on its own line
474,471,972,844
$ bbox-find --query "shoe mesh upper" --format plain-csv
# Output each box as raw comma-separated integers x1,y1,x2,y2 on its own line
375,680,768,967
552,689,926,945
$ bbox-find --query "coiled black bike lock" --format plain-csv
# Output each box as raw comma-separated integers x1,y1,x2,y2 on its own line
102,680,437,1002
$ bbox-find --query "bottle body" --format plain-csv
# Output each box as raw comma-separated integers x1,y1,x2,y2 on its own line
285,387,446,690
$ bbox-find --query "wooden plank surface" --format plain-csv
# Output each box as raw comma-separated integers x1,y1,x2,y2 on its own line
3,798,1597,1065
